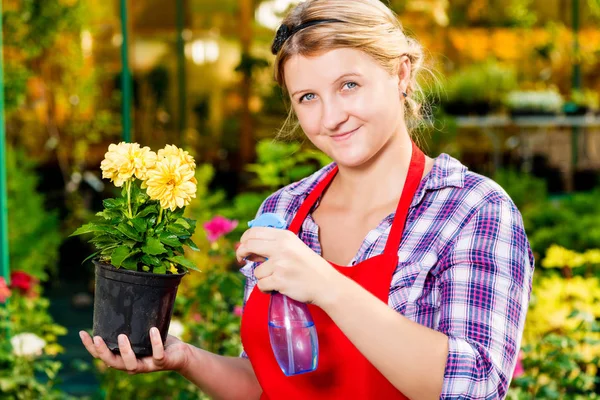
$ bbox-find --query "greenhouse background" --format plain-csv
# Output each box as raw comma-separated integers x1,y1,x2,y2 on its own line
1,0,600,398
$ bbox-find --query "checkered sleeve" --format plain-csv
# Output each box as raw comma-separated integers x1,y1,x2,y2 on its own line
437,199,534,399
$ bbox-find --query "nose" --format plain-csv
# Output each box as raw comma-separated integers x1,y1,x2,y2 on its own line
321,96,349,132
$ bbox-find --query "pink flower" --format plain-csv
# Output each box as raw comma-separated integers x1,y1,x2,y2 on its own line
192,313,203,323
0,277,11,303
233,305,243,317
204,216,238,242
513,350,524,378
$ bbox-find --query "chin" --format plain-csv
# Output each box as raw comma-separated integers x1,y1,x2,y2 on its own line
329,148,374,168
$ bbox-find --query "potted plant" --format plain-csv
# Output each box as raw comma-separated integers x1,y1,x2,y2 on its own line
563,89,599,116
71,142,200,357
442,60,517,116
505,88,564,117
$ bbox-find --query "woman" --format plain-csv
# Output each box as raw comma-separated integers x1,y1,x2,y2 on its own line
80,1,534,399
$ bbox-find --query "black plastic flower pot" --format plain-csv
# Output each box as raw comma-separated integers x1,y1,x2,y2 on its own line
92,259,186,357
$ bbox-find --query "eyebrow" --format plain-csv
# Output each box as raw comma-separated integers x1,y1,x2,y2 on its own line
291,72,363,97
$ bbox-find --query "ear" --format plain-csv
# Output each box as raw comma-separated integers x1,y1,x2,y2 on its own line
397,55,411,94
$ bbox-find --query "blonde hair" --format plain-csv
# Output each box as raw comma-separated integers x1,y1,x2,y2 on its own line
273,0,433,139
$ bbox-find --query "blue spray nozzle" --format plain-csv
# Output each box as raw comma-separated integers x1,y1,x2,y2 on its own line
248,213,287,229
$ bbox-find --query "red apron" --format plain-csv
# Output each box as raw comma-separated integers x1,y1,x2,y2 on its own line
241,142,425,399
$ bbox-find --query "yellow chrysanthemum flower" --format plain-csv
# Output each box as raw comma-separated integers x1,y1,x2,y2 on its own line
100,142,158,186
145,156,197,211
542,244,585,269
158,144,196,169
134,146,158,181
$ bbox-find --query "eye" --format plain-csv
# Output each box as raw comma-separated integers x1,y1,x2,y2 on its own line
343,81,358,90
299,93,316,103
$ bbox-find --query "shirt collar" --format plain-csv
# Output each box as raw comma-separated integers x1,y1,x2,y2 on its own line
283,153,467,205
410,153,467,207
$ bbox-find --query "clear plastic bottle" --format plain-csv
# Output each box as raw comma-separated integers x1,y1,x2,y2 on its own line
248,213,319,376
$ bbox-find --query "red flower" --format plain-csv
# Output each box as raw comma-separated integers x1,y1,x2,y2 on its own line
10,271,35,293
0,277,11,303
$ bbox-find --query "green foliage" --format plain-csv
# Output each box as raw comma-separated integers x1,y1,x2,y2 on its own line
0,290,69,399
493,168,547,212
449,0,536,27
96,368,202,400
3,0,83,113
3,64,31,112
246,139,331,190
71,180,199,274
509,330,600,399
7,147,61,281
523,189,600,259
443,60,517,113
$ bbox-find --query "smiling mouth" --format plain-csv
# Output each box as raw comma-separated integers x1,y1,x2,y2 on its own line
330,126,360,141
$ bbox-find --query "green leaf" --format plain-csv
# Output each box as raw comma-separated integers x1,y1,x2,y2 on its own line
185,218,197,233
96,208,122,221
116,223,142,241
166,224,189,237
131,218,147,233
70,223,111,237
90,234,117,246
184,238,199,251
121,256,139,271
81,250,101,265
154,265,167,274
142,237,167,255
103,198,125,209
136,204,158,218
174,218,190,229
159,232,181,247
168,256,200,272
141,254,162,267
111,246,131,267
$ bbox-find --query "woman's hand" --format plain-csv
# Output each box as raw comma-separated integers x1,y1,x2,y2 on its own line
79,327,190,374
236,227,341,307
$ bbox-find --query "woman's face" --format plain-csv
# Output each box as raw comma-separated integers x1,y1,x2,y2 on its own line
283,48,406,168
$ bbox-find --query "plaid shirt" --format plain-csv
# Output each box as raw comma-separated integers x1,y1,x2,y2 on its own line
240,153,534,399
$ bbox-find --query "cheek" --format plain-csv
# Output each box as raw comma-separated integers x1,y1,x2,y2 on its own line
348,85,402,126
295,107,321,137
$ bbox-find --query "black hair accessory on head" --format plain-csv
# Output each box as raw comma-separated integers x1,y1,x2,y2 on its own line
271,19,344,55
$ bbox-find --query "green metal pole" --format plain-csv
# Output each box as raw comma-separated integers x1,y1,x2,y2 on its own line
120,0,132,143
176,0,187,146
0,0,11,287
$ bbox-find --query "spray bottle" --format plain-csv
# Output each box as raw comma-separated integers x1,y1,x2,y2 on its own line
248,213,319,376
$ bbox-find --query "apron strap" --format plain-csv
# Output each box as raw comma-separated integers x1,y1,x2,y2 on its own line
383,141,425,255
289,165,338,234
288,141,425,256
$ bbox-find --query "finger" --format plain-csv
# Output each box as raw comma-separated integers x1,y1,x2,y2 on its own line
254,260,276,280
94,336,126,369
118,334,141,373
240,227,279,243
150,327,166,367
257,275,279,293
237,239,273,262
80,331,99,358
236,243,268,264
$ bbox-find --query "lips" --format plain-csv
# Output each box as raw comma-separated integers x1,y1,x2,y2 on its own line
331,126,360,142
